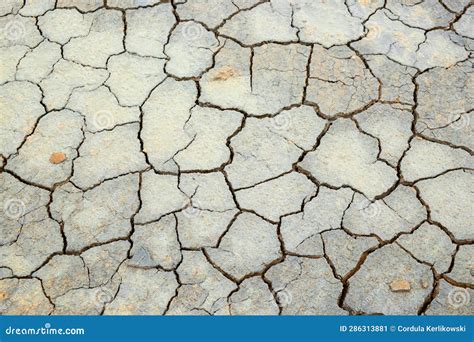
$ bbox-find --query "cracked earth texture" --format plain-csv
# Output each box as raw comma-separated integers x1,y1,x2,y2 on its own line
0,0,473,316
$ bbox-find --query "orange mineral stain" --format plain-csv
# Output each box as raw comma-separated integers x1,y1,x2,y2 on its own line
49,152,66,164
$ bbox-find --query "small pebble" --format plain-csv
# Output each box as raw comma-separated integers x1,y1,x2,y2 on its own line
389,279,411,292
49,152,66,164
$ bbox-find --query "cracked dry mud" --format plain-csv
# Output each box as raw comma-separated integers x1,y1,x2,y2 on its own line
0,0,473,316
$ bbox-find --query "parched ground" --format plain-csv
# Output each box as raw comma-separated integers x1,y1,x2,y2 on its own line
0,0,473,316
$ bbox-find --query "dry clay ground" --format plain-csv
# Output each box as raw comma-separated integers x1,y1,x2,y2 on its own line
0,0,473,316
